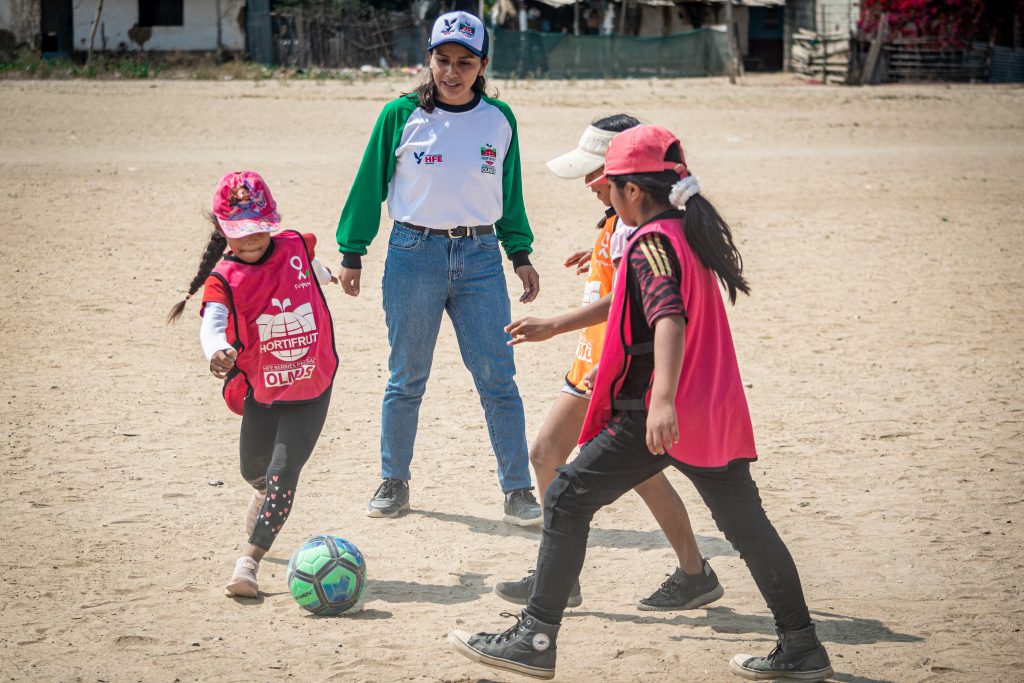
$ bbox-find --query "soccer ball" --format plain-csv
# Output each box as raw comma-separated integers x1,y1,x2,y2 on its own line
287,535,366,616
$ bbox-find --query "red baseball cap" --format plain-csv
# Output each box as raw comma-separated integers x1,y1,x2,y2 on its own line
587,125,689,186
212,170,281,239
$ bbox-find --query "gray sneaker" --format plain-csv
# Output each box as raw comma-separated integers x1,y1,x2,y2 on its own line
638,558,724,611
366,478,410,518
449,610,559,680
729,624,833,681
494,570,582,609
503,488,542,527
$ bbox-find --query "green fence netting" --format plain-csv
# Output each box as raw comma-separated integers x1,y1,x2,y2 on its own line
488,26,729,79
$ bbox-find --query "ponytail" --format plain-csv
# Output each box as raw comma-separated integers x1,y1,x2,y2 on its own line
166,216,227,324
679,194,749,304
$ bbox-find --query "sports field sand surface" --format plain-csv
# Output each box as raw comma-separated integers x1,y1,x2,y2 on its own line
1,75,1022,682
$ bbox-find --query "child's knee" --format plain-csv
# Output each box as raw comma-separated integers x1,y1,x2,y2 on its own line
530,441,567,472
245,475,267,493
543,470,597,535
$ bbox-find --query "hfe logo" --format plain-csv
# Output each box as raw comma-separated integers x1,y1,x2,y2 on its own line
415,151,443,165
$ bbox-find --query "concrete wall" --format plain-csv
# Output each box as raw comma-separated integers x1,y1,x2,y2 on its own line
0,0,42,48
72,0,247,52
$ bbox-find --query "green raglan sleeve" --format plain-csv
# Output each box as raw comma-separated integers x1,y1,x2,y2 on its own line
489,98,534,261
335,96,414,264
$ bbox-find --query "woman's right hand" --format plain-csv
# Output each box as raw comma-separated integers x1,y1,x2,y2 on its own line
210,348,237,379
339,266,361,297
564,249,592,275
505,317,556,345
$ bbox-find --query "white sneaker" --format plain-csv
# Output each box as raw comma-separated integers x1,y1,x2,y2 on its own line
244,491,267,537
225,556,259,598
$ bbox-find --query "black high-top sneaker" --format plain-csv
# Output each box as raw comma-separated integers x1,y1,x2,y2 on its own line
449,610,559,680
729,624,833,681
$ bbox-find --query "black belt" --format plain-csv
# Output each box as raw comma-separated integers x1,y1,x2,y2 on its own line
397,221,494,238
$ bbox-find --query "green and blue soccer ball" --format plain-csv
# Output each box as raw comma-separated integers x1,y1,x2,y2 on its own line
287,535,366,616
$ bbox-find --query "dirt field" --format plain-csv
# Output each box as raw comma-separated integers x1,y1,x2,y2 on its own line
1,74,1022,682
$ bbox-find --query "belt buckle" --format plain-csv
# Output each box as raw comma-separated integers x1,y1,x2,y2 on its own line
448,226,467,238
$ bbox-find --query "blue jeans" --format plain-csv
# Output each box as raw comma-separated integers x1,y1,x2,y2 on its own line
379,223,532,492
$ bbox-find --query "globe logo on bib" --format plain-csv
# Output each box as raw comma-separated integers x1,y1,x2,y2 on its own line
256,297,319,362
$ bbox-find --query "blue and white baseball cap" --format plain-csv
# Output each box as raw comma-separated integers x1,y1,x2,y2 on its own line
428,11,489,58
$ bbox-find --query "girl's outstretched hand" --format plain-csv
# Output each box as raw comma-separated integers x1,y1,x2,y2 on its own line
564,249,592,275
210,348,237,380
515,265,540,304
646,397,679,455
339,266,361,297
505,316,555,345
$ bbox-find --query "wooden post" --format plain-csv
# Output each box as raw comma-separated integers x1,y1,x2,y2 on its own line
215,0,224,62
820,5,827,83
86,0,105,65
724,0,738,83
861,11,886,84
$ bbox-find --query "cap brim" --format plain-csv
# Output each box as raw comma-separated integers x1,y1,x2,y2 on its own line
218,212,280,239
428,38,485,58
546,148,606,180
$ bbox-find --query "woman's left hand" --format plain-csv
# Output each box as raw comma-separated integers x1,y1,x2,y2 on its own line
515,265,540,304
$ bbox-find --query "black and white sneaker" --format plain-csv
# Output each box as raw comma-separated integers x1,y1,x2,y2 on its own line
494,570,582,609
366,478,410,518
449,610,559,680
638,558,724,611
503,488,543,527
729,623,833,681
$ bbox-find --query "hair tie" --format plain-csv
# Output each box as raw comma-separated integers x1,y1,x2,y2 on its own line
669,175,701,211
184,293,193,301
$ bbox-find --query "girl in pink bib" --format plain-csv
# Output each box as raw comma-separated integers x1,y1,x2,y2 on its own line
451,127,833,682
168,170,339,598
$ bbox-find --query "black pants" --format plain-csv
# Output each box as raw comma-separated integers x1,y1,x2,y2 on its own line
527,410,811,632
239,388,331,551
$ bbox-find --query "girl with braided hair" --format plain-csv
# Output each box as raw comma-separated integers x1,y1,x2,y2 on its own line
168,170,339,598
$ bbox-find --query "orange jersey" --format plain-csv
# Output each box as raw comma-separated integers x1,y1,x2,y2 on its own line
565,214,618,392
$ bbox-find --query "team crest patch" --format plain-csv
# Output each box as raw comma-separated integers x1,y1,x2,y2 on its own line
441,18,457,34
459,22,476,38
480,143,496,166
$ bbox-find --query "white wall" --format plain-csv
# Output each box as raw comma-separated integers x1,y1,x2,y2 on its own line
72,0,247,52
1,0,41,46
816,0,859,35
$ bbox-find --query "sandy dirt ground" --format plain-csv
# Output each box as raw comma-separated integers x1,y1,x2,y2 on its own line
1,74,1022,682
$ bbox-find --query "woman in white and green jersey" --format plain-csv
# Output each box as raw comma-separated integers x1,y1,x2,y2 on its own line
335,11,543,526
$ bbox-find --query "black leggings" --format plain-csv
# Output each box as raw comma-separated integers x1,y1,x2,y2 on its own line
239,388,331,551
527,410,811,632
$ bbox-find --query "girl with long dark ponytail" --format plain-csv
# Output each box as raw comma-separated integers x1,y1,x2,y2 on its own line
452,126,833,683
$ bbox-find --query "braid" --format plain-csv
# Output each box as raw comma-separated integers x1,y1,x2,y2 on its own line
166,222,227,324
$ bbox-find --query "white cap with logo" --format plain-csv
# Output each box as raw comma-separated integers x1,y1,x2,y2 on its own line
429,11,489,57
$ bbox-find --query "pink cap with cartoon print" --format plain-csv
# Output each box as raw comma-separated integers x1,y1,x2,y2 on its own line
212,170,281,239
